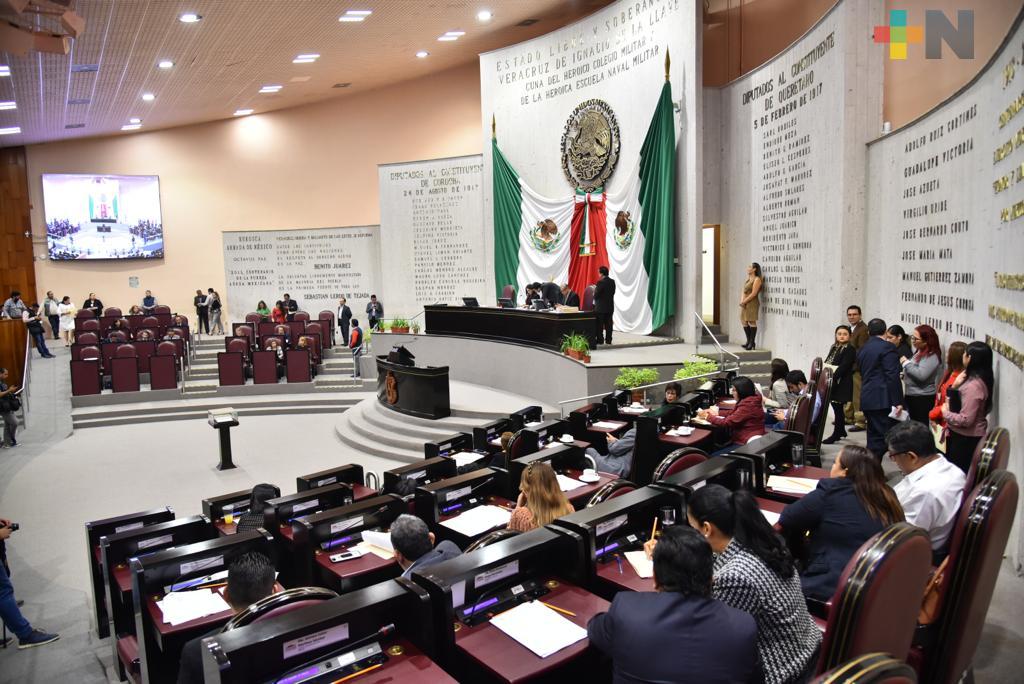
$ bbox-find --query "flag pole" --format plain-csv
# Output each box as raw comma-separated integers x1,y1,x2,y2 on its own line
665,47,671,81
491,114,496,140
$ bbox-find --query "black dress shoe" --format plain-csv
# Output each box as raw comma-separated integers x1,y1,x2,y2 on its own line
821,434,844,445
848,425,866,432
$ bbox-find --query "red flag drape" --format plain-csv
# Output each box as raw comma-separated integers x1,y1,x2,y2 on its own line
568,191,609,298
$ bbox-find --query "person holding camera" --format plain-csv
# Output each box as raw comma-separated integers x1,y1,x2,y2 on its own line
1,367,21,448
1,518,60,648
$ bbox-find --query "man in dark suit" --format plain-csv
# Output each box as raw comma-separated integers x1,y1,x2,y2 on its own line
588,526,760,684
337,297,352,350
281,293,299,321
83,292,103,318
561,283,580,308
540,281,563,308
857,318,904,460
177,552,276,684
390,514,461,578
593,266,616,345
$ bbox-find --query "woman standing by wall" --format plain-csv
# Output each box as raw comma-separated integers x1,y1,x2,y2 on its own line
209,290,224,335
739,263,763,350
942,341,994,473
822,325,855,444
901,324,942,425
57,295,76,347
929,341,966,445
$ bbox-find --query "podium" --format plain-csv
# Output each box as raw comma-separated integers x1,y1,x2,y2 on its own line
376,355,450,419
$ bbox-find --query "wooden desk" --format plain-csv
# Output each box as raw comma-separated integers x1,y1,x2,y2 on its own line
658,427,713,449
424,305,597,351
313,546,399,593
146,582,285,650
454,578,608,683
368,637,457,683
541,439,590,451
560,469,616,509
595,555,654,594
586,420,628,434
113,564,132,594
764,466,830,501
353,483,378,501
438,496,515,525
214,519,236,536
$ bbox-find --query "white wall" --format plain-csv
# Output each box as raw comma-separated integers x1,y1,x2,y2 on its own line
866,13,1024,567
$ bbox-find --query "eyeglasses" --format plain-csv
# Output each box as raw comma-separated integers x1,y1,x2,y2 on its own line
910,335,921,342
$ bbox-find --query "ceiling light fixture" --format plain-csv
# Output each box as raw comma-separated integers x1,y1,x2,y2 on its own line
142,92,155,101
477,10,493,22
296,53,320,60
259,85,282,93
438,35,458,42
0,127,21,135
293,58,317,64
179,13,201,23
158,60,174,69
339,10,372,22
121,124,142,131
129,117,141,124
233,109,253,116
0,66,10,77
0,102,16,111
416,50,429,59
444,30,466,36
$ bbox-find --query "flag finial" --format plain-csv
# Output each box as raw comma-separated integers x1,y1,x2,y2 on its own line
665,47,671,81
491,114,496,140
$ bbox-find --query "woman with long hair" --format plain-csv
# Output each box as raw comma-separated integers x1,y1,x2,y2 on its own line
209,290,224,334
942,341,994,473
57,295,76,346
256,300,271,319
901,324,942,424
763,358,793,409
664,484,821,684
884,324,912,359
698,376,765,454
507,462,574,532
822,325,855,444
739,263,763,350
929,340,967,430
780,445,904,601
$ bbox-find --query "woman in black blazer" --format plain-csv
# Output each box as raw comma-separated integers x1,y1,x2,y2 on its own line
779,446,904,602
822,325,856,444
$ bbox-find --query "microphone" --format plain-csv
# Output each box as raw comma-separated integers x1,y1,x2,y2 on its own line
320,503,393,550
340,624,396,654
440,477,496,514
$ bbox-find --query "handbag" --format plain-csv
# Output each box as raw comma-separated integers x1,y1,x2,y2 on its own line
919,555,950,624
1,393,20,412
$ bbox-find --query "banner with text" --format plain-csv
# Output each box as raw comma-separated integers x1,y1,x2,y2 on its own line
222,226,381,322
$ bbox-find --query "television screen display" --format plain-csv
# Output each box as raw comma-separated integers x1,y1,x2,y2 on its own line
42,174,164,260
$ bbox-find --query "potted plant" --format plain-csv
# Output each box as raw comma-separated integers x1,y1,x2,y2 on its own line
390,317,410,334
673,358,719,380
410,321,421,334
571,333,591,363
614,367,659,404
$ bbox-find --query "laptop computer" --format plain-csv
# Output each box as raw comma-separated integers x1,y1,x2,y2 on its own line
497,298,514,309
462,297,480,307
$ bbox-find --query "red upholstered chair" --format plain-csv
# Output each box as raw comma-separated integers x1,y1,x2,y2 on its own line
78,332,99,346
227,337,250,360
317,310,335,347
153,305,171,315
816,523,932,674
81,345,101,361
581,284,596,312
115,634,142,684
507,430,537,462
652,448,709,481
586,479,638,507
70,358,103,395
963,427,1009,497
220,587,337,631
306,322,323,346
81,318,100,332
806,367,833,462
76,308,95,319
217,352,245,385
785,394,812,437
110,352,140,392
251,350,279,384
466,529,520,552
115,343,137,357
501,284,516,302
142,316,159,328
149,354,178,390
293,311,310,322
285,349,312,382
812,654,918,684
245,313,262,325
104,307,122,317
233,324,254,349
107,330,128,343
156,340,178,357
274,324,289,338
809,357,824,386
135,328,157,342
914,470,1019,683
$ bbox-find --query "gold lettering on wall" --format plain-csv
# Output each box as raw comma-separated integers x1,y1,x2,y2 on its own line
986,334,1024,370
994,272,1024,290
988,304,1024,332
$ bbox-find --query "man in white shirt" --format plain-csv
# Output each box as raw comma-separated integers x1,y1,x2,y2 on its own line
886,420,965,556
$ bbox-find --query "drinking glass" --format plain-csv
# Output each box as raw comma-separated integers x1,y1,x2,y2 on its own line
660,506,677,527
223,504,234,525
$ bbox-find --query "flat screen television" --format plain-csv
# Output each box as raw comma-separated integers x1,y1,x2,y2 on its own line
42,174,164,260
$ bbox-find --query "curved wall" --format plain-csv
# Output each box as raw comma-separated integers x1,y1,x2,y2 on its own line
866,11,1024,566
25,63,482,319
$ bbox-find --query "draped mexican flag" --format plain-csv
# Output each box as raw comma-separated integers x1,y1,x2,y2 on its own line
492,81,677,334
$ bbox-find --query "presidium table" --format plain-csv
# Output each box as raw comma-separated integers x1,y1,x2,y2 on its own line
423,304,598,350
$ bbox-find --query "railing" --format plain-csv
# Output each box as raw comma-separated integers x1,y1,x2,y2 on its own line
694,312,740,371
18,332,30,427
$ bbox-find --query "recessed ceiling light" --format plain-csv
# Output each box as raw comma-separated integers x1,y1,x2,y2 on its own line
142,92,155,101
0,127,21,135
438,35,458,42
296,53,320,60
293,58,317,64
179,12,201,23
129,117,141,124
158,60,174,69
0,102,16,111
339,10,371,22
0,65,10,77
477,10,493,22
121,124,142,131
233,109,254,116
416,51,429,59
259,85,282,93
445,30,466,36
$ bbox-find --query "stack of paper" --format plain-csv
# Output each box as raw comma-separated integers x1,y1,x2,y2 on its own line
439,505,512,537
623,551,654,578
760,509,782,526
592,421,621,430
359,530,395,558
453,451,486,468
556,474,586,492
767,476,818,495
489,601,587,658
157,588,230,626
665,427,694,437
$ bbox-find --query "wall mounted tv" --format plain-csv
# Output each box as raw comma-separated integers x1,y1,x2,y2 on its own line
42,174,164,260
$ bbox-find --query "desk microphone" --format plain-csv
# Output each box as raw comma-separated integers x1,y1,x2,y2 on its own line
340,623,396,653
441,477,495,514
320,504,393,550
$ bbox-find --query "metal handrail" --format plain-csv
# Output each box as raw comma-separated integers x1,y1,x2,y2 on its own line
19,331,30,426
694,312,740,366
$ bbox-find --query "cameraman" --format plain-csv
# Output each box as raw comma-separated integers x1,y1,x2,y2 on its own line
1,519,59,648
0,367,19,448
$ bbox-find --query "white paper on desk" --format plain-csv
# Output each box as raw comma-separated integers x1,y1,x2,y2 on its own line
157,588,230,626
760,509,782,526
556,474,586,492
767,476,818,494
354,540,395,560
453,451,486,468
360,530,394,553
591,421,621,430
439,505,512,537
489,600,587,658
889,406,910,422
623,550,654,578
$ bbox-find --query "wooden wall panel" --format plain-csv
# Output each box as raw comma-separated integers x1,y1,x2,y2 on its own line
1,146,36,308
